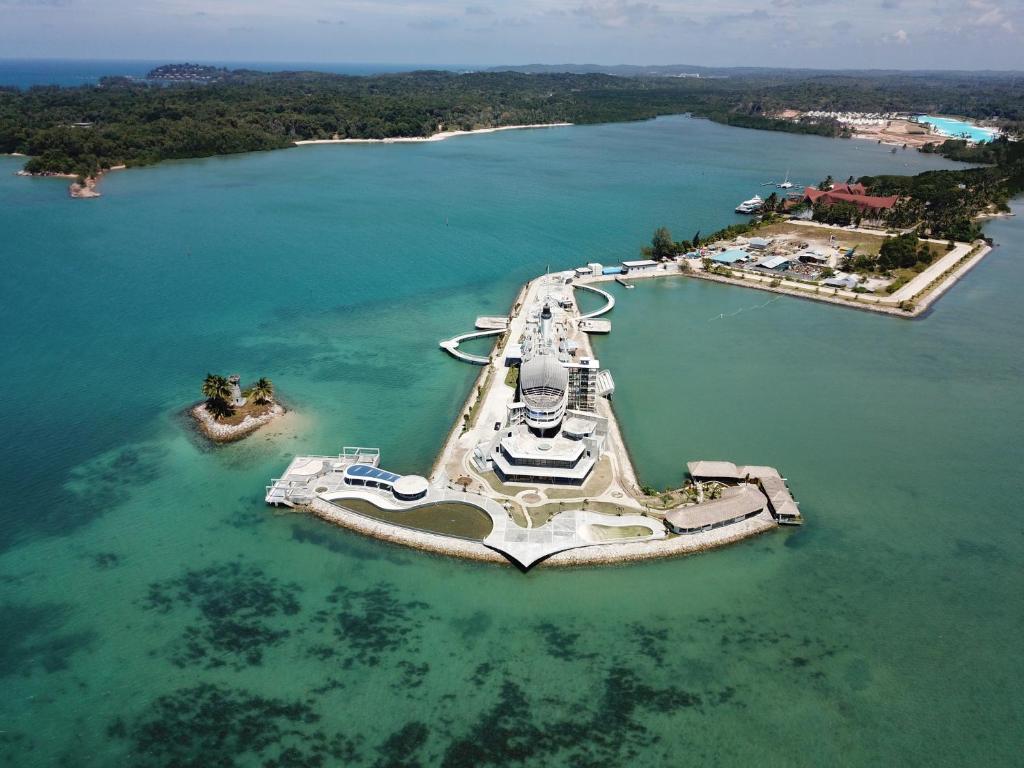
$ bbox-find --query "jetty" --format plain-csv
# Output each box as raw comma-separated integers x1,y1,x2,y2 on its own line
438,328,504,365
267,266,801,570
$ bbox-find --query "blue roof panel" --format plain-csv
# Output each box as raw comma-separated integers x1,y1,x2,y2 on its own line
347,463,401,483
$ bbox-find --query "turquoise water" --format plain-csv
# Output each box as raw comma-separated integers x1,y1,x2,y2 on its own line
1,116,1021,766
915,115,998,143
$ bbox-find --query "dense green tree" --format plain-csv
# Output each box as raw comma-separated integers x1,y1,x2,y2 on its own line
247,378,274,405
877,232,925,271
812,200,860,226
649,227,678,260
201,374,234,417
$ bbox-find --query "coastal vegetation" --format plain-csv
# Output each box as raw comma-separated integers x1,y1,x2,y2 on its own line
4,67,1024,180
200,373,236,418
858,136,1024,240
201,373,274,418
5,66,1022,238
195,373,280,443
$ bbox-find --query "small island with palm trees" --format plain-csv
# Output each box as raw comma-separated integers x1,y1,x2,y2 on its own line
191,373,284,443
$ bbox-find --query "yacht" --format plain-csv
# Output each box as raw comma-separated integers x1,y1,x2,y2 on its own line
777,170,793,189
735,195,763,214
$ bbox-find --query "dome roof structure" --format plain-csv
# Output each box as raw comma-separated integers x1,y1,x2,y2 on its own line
520,353,568,406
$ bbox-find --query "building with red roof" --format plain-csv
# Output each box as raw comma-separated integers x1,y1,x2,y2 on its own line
803,185,898,213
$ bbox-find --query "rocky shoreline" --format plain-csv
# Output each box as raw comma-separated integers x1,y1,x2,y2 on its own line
16,165,125,198
190,401,285,444
307,497,778,569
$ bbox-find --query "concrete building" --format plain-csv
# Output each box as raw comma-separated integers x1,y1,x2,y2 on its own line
227,375,246,407
823,273,860,290
565,356,599,411
621,259,660,273
665,485,767,534
711,249,750,265
756,255,794,272
802,185,898,214
472,297,611,486
686,461,802,525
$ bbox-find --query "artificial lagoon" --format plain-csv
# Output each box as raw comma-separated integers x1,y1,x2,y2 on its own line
1,116,1022,766
914,114,999,143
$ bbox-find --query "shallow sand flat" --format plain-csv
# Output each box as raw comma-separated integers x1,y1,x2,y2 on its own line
294,123,572,145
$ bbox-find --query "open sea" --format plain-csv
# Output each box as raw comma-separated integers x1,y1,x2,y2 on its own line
1,116,1021,767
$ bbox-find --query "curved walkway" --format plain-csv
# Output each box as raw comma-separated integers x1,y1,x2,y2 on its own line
574,283,615,319
318,485,663,569
439,328,503,365
306,494,769,569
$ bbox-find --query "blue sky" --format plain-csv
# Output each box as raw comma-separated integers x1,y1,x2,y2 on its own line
1,0,1021,70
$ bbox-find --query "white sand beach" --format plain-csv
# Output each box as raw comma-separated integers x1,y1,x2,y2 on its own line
293,122,572,146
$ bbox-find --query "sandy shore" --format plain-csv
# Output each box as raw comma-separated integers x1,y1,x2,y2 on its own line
850,119,936,148
191,401,286,444
294,123,572,146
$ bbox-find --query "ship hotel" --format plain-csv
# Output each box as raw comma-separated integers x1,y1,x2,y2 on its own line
472,300,612,485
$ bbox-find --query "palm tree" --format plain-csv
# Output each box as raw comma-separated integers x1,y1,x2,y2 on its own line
202,373,231,402
248,377,274,405
201,373,234,417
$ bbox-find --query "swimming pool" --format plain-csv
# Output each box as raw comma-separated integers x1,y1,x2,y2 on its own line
915,115,998,143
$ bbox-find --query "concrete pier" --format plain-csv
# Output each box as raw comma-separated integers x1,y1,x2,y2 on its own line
438,328,504,365
267,267,799,571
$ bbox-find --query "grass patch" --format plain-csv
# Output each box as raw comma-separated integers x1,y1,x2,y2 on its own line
334,498,493,540
461,369,492,435
543,457,614,499
586,524,656,542
504,365,519,390
529,499,644,525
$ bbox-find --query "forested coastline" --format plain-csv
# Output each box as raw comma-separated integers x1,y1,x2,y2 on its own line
3,68,1023,177
2,67,1022,225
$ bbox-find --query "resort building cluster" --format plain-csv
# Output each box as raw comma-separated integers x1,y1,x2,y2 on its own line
472,298,613,485
266,264,802,569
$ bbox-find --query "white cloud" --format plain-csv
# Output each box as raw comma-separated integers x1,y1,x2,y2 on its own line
571,1,664,29
0,0,1021,69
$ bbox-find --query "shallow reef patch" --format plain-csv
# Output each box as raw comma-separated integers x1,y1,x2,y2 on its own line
142,561,303,669
107,683,361,768
306,583,431,667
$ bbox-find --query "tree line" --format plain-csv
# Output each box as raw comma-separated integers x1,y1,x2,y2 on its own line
3,68,1023,180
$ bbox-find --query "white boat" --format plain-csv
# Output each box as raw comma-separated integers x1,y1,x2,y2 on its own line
735,195,763,214
777,170,793,189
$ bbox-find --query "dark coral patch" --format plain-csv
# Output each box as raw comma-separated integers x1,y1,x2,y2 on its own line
143,561,302,669
107,684,360,767
373,721,431,768
307,583,429,667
